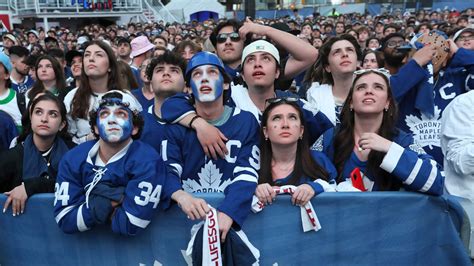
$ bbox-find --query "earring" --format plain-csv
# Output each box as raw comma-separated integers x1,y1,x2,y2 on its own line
265,136,268,141
299,135,303,140
384,107,388,112
350,107,353,112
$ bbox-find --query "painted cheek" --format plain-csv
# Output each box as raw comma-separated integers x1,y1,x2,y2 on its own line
190,78,200,98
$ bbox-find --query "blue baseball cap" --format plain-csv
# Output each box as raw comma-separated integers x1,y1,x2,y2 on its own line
0,52,12,73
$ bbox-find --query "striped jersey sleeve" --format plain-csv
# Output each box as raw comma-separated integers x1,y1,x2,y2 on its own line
379,134,444,196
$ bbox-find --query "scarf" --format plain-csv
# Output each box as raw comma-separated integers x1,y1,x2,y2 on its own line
251,185,322,232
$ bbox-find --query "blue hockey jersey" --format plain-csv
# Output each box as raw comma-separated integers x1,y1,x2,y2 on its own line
54,140,167,235
132,88,154,112
163,107,260,227
313,128,444,196
161,85,333,144
391,48,474,165
140,105,167,154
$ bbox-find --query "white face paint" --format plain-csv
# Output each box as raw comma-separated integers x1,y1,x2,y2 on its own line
190,65,224,102
97,103,133,143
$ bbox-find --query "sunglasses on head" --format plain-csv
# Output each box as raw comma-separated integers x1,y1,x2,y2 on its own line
265,96,300,106
353,68,391,80
216,32,241,43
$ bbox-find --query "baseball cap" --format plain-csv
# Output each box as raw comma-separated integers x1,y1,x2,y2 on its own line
27,29,39,38
2,34,18,45
77,35,90,46
130,36,154,57
0,52,12,73
65,50,83,66
116,37,130,46
241,40,280,64
453,27,474,42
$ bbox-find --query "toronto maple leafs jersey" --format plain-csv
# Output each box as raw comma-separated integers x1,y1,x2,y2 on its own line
391,48,474,165
163,107,260,227
161,86,333,144
313,128,444,195
140,105,167,155
54,140,167,235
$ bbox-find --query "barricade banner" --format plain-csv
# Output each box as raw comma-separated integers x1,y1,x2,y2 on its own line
0,192,470,265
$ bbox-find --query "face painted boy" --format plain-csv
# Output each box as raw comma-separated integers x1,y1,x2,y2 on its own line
165,52,260,242
54,90,168,236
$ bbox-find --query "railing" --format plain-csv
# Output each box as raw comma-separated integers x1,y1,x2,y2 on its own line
0,192,471,265
142,0,179,23
8,0,142,16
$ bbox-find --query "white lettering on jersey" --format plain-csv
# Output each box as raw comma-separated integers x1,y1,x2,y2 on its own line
439,83,456,100
250,145,260,170
161,140,168,161
54,182,70,206
225,140,242,163
405,106,442,149
134,181,162,208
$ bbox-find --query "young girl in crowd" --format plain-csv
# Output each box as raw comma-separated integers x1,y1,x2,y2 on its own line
64,40,126,144
256,98,337,206
305,34,361,125
361,50,384,69
27,55,68,102
1,92,71,216
314,69,444,195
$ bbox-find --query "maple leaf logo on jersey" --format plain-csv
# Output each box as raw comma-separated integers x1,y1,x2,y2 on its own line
182,161,231,193
405,106,442,149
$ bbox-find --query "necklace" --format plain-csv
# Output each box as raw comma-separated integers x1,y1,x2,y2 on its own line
42,144,54,167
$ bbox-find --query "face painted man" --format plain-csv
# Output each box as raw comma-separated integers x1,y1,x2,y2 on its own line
96,99,135,143
164,52,260,242
54,90,168,236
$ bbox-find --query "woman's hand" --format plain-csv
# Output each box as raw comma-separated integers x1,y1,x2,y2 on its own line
255,183,276,205
292,184,315,206
218,212,233,242
194,118,228,160
358,133,392,153
3,183,28,216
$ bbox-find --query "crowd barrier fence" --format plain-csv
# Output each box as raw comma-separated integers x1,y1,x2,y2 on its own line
0,192,471,265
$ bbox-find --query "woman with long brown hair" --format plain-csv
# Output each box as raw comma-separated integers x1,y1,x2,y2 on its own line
256,98,336,206
314,69,444,195
63,40,127,144
27,55,68,102
304,34,361,126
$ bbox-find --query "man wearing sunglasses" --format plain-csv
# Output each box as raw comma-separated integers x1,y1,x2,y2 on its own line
209,18,318,87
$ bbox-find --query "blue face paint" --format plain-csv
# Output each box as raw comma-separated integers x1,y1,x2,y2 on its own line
96,103,133,143
190,65,224,102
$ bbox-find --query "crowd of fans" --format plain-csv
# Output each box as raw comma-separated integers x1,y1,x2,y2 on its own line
0,7,473,242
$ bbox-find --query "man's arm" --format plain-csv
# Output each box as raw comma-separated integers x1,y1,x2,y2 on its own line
162,93,228,159
110,152,166,235
239,18,318,79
